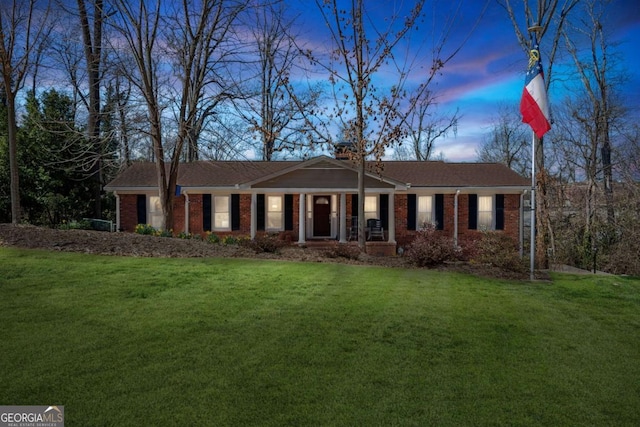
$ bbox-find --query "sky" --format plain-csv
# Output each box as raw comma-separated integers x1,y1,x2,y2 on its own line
288,0,640,162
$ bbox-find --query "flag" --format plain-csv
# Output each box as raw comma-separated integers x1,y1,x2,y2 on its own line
520,36,551,138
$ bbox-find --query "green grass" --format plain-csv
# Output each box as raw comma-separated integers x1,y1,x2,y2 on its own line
1,247,639,426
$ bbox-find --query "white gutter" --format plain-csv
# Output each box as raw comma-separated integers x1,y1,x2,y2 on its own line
454,189,460,247
114,191,120,232
183,191,190,235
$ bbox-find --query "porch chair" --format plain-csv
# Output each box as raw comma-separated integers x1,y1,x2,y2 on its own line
348,216,359,241
367,218,384,241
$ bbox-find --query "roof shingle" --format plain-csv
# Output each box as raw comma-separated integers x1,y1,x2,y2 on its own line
105,157,528,190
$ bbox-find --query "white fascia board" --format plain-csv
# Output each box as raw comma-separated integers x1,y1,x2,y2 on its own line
402,185,529,194
103,186,158,193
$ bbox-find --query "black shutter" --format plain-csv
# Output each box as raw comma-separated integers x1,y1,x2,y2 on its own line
435,194,444,230
468,194,478,230
202,194,212,232
495,194,505,230
136,195,147,225
407,194,416,230
351,194,358,217
231,194,240,231
380,194,389,229
284,194,294,231
257,194,265,231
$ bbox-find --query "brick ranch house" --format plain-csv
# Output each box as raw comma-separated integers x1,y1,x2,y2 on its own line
104,155,529,256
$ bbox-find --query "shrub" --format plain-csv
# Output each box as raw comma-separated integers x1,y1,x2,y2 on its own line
134,224,172,237
474,231,526,273
222,235,239,245
247,233,287,253
157,229,173,238
406,224,460,267
135,223,157,235
324,244,361,260
206,232,221,244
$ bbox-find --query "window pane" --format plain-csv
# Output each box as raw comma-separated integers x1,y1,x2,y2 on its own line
478,196,493,229
417,196,433,227
364,196,377,220
267,196,283,229
478,212,492,229
213,196,229,229
214,213,229,229
418,196,432,212
478,196,492,211
268,196,282,212
149,196,163,229
214,196,229,213
267,213,282,229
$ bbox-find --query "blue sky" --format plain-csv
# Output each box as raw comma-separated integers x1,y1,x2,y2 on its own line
289,0,640,161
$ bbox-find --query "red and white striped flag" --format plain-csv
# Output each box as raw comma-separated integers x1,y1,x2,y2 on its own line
520,36,551,138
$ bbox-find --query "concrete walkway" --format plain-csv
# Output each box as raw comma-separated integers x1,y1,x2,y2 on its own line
549,264,612,276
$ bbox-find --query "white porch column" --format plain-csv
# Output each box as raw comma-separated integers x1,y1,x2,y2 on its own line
251,193,257,239
298,193,306,244
388,193,396,244
114,192,120,231
339,193,347,243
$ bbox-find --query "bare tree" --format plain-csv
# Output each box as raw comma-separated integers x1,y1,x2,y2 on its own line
110,0,245,231
164,0,245,162
499,0,580,267
300,0,465,249
563,0,622,226
199,110,253,161
396,89,459,161
544,0,629,272
235,0,320,161
76,0,105,217
476,102,530,176
0,0,52,224
109,1,170,228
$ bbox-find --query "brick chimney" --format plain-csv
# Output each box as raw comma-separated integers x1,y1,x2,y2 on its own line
334,141,355,160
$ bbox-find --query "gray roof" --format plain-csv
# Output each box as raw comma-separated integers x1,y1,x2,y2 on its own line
104,156,529,191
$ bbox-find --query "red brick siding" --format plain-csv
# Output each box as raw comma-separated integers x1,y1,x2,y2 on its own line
502,193,521,241
119,194,139,232
118,192,522,248
173,196,185,233
393,193,521,248
187,194,203,235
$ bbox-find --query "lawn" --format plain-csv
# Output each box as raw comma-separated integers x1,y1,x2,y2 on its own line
1,247,639,426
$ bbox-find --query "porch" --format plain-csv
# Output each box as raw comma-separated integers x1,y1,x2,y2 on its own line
299,239,398,257
283,192,397,246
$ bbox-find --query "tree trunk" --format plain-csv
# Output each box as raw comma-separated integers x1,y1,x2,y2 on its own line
77,0,104,218
357,155,366,249
534,136,557,269
6,91,21,224
602,134,615,225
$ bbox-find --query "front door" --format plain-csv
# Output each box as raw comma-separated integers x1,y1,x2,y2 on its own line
313,196,331,237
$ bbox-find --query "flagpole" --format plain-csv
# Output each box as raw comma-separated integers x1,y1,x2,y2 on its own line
526,24,543,281
530,132,536,281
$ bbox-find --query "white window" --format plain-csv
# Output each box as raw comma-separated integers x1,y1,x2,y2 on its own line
364,196,377,220
148,196,163,229
478,195,493,229
267,195,283,230
213,195,230,230
417,195,433,228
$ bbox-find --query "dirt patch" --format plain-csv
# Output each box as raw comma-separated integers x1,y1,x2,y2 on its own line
0,224,404,266
0,223,536,279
